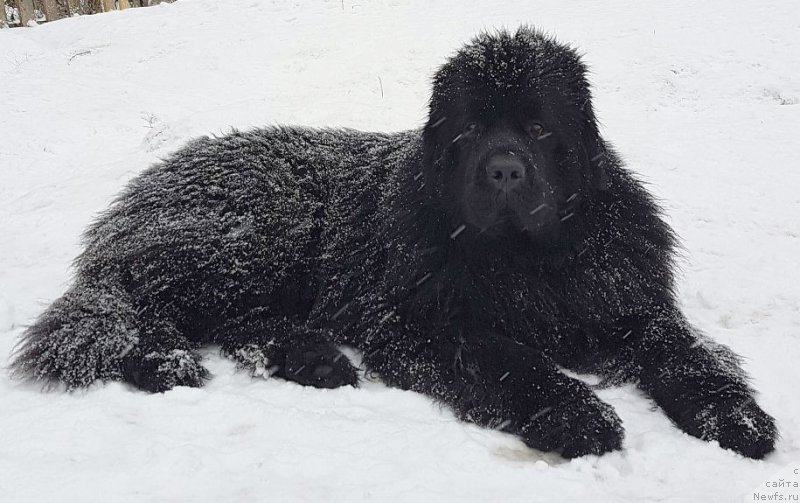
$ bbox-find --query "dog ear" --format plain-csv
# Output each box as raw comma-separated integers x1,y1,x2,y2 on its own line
422,114,447,168
580,114,610,192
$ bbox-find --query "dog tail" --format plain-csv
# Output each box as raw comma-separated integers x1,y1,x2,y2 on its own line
10,277,140,390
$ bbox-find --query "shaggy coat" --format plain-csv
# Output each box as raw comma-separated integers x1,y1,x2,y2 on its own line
11,27,776,459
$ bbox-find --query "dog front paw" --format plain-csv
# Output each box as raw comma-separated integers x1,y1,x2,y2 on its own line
519,392,624,458
681,395,776,459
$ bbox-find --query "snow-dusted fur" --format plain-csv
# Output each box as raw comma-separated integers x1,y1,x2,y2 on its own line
11,27,776,459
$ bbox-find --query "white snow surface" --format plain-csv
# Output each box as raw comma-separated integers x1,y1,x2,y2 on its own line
1,1,799,501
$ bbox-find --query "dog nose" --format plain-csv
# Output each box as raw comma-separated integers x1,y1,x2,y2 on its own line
486,155,526,192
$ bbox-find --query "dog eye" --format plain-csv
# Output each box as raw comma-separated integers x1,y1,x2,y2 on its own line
526,121,548,139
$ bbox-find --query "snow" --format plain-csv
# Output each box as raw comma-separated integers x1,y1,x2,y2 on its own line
1,0,799,501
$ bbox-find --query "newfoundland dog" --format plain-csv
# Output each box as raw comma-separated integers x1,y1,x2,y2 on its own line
11,27,776,459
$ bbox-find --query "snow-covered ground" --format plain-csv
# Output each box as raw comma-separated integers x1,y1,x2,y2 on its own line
1,1,799,501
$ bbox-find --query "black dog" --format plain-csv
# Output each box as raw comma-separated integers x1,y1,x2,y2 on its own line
11,27,776,459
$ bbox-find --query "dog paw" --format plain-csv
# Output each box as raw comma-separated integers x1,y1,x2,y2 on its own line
685,396,776,459
122,349,209,393
279,343,359,389
519,393,624,458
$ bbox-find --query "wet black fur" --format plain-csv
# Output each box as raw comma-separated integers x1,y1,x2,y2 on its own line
11,27,776,459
